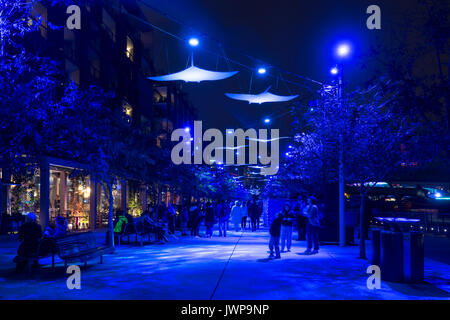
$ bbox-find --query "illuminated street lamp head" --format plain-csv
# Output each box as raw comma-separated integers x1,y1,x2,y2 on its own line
264,118,271,124
188,37,199,47
336,43,350,57
330,66,339,75
184,127,190,133
257,67,267,75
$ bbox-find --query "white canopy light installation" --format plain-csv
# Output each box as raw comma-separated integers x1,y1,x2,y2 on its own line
148,66,238,82
225,87,299,104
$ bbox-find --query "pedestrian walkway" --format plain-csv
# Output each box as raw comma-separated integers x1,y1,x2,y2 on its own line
0,229,448,299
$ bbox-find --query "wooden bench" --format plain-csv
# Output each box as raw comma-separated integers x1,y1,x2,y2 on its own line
55,232,114,269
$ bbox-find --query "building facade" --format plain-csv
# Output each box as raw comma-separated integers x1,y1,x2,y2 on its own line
0,0,196,231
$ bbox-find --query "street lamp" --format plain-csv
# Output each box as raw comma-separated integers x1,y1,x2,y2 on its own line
257,67,267,75
188,37,199,47
336,43,351,58
330,66,339,75
263,118,271,124
333,42,351,248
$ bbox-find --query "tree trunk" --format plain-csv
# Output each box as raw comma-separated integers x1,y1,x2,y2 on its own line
102,182,115,247
359,190,367,259
108,182,115,247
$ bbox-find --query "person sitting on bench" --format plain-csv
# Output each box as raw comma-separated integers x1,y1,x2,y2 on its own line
14,212,42,271
40,216,68,256
113,210,128,243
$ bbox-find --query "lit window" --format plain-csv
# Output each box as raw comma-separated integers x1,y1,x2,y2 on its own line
123,102,133,121
126,36,134,61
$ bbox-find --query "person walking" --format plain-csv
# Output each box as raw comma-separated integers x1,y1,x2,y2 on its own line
249,199,259,232
230,201,242,232
280,203,295,252
189,203,200,237
304,196,320,254
241,201,248,230
268,213,283,259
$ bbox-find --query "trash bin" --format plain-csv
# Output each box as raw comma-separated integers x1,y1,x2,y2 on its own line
403,231,424,283
371,228,381,266
381,230,403,282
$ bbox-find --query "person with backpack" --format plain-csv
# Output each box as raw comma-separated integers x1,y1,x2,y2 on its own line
303,196,320,254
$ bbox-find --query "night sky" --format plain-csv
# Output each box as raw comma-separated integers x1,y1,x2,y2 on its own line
138,0,418,138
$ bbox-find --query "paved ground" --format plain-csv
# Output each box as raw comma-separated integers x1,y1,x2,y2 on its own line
0,228,448,300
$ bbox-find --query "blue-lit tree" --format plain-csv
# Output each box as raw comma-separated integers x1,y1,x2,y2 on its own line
284,79,416,258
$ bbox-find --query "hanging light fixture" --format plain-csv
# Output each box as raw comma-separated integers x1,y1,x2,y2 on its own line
225,87,299,104
148,66,238,82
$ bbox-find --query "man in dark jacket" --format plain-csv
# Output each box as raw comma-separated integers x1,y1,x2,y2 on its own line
189,204,200,237
268,213,283,259
249,200,259,232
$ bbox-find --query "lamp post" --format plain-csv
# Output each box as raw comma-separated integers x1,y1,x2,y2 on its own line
334,43,350,247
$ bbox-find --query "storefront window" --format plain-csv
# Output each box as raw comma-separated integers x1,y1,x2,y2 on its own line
49,166,90,230
9,169,40,218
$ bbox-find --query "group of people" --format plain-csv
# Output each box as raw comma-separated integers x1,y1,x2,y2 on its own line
230,200,262,233
268,196,321,259
13,195,321,272
158,199,263,238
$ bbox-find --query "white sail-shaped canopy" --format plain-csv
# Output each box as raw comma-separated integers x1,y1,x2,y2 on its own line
225,87,299,104
148,66,238,82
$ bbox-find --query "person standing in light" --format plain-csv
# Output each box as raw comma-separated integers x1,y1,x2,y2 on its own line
230,201,242,232
280,204,295,252
304,196,320,255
